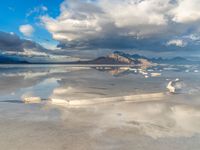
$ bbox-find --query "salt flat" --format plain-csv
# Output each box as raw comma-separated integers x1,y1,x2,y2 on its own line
0,65,200,150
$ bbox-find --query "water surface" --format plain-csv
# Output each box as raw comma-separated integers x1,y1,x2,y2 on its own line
0,65,200,150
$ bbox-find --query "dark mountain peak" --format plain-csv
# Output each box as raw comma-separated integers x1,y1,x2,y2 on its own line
113,51,147,60
172,57,187,61
113,51,134,59
86,51,154,68
107,51,200,65
131,54,147,59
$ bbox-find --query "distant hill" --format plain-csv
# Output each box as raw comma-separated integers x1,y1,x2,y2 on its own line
0,55,29,64
81,51,154,68
0,51,199,65
151,57,200,65
100,51,200,65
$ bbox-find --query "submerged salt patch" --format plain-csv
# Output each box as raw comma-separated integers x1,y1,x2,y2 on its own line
53,87,72,94
23,97,41,103
51,98,69,105
21,93,41,103
151,73,161,77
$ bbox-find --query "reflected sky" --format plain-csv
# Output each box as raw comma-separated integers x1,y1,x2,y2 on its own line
0,65,200,149
0,64,200,102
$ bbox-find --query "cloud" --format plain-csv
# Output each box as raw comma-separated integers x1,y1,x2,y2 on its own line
0,31,80,62
8,6,15,12
26,5,48,17
0,31,47,53
166,39,187,47
41,0,200,52
0,30,52,60
0,31,23,52
172,0,200,23
184,34,200,41
19,24,34,37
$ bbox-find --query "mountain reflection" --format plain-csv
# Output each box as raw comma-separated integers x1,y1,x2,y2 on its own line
0,65,200,101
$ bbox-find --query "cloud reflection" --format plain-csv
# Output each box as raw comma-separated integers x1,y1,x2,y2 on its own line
90,102,200,139
0,65,200,140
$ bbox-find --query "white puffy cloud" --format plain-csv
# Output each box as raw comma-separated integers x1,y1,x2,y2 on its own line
41,0,171,41
19,24,34,37
41,0,200,51
172,0,200,23
166,39,187,47
41,0,103,42
26,5,48,17
100,0,171,27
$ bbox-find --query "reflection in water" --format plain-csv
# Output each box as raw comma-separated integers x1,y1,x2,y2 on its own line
0,100,23,104
0,64,200,148
93,102,200,139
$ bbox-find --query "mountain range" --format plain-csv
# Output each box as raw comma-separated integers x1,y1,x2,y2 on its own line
81,51,200,65
81,51,154,68
0,51,200,65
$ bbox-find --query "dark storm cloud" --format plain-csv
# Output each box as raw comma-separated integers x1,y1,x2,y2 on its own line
0,31,23,52
0,31,82,62
0,31,47,53
56,35,195,52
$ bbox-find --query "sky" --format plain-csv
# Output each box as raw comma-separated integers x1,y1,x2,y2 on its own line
1,0,200,62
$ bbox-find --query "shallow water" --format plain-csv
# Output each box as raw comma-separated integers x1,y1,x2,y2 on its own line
0,65,200,150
